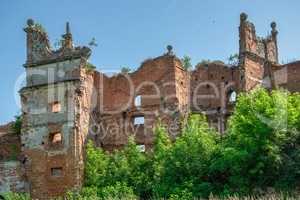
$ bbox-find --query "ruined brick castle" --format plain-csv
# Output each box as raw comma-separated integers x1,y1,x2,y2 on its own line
0,13,299,199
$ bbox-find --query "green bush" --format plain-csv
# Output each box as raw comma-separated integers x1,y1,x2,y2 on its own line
152,115,218,198
85,63,96,72
181,55,193,70
1,192,30,200
121,67,131,73
11,115,22,135
209,89,300,195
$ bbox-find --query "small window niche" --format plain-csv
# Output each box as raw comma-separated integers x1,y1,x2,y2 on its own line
51,167,63,177
133,116,145,125
137,144,146,152
228,90,237,103
49,132,62,145
51,101,61,113
134,95,142,108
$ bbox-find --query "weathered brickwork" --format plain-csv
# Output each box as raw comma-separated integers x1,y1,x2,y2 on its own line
93,54,185,151
17,20,94,199
0,125,26,194
277,61,300,92
0,13,299,199
190,63,240,132
0,123,21,161
0,161,26,193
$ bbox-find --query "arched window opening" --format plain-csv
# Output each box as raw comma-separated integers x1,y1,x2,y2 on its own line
51,101,61,113
50,132,62,144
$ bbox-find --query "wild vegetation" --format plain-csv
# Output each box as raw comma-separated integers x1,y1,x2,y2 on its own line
121,67,132,74
0,192,30,200
85,62,96,71
11,115,22,135
181,55,193,70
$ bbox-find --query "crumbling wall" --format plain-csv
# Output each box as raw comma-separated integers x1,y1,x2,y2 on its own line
25,59,81,87
21,80,78,199
20,19,94,199
0,124,26,194
0,123,21,161
73,67,96,188
190,62,240,132
273,61,300,92
0,161,26,194
20,59,95,199
174,60,189,112
95,55,180,150
243,56,265,91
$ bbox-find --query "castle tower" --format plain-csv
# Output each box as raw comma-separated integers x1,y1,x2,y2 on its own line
20,19,93,199
238,13,279,91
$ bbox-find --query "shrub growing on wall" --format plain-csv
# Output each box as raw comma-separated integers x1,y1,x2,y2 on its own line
11,115,22,135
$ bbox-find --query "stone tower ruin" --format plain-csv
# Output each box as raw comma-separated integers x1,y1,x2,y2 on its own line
20,20,94,199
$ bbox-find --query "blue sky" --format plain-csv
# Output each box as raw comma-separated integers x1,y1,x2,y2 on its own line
0,0,300,124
